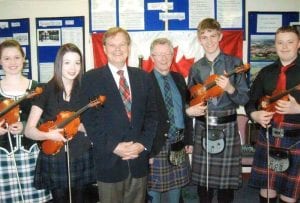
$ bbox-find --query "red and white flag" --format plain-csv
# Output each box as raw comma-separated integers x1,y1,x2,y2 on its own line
91,30,243,78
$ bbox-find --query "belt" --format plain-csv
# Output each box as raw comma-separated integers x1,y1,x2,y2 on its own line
168,129,184,143
196,114,237,125
271,127,300,138
175,129,184,135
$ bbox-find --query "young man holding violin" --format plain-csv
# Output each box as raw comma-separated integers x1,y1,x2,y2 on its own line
186,18,249,203
245,26,300,203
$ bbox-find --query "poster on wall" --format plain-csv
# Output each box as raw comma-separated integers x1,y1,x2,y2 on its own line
0,18,32,79
248,11,300,81
36,16,85,83
89,0,245,32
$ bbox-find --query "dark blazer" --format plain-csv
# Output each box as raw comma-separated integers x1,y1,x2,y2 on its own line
81,65,158,183
149,71,193,157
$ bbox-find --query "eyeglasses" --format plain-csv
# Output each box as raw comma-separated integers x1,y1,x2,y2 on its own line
152,53,173,58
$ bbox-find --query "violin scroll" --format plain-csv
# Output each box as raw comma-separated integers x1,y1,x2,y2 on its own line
233,63,250,75
89,95,106,108
26,86,43,99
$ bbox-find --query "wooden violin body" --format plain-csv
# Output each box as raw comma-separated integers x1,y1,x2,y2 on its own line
0,99,19,125
39,112,80,155
39,95,106,155
189,64,250,106
0,87,43,126
189,75,223,106
259,84,300,112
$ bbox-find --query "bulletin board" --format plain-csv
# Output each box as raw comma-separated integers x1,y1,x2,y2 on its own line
36,16,85,83
0,18,32,79
89,0,245,32
247,11,299,83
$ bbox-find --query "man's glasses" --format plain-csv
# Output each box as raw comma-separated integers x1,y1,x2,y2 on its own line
152,53,173,59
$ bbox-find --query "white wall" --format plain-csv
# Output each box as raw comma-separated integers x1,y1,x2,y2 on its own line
1,0,91,80
1,0,299,80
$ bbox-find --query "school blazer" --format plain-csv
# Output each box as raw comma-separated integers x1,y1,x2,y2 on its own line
81,65,158,183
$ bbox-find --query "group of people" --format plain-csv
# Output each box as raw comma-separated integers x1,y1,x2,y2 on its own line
0,17,299,203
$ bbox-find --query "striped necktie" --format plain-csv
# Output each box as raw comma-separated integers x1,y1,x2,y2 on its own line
163,76,176,136
118,70,131,120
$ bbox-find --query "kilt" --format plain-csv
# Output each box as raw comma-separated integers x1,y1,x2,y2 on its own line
148,138,191,192
191,109,242,189
248,128,300,199
34,146,96,190
0,143,52,203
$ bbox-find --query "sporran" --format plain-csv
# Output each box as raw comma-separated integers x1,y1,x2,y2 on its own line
269,146,290,172
202,128,225,154
169,140,186,166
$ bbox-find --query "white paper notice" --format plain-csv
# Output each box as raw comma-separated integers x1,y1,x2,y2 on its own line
91,0,117,31
39,62,54,83
159,12,185,21
216,0,243,28
61,27,84,54
13,33,29,46
147,2,173,11
119,0,144,30
0,22,9,29
189,0,214,29
257,14,282,33
38,20,63,27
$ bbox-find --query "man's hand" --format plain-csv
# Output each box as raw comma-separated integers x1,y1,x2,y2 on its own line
250,111,274,128
216,72,235,94
113,141,145,160
186,102,207,117
275,94,300,115
185,145,193,154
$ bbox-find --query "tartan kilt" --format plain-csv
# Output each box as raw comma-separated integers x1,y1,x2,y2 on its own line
148,139,191,192
249,129,300,199
0,144,52,203
191,109,242,189
34,147,96,190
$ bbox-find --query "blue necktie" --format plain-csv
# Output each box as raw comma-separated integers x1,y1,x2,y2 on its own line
163,76,176,136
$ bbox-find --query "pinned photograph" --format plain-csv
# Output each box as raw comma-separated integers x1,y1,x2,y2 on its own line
37,29,61,46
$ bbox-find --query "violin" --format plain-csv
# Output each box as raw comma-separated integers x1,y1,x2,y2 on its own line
0,87,43,125
39,95,106,155
259,84,300,112
189,64,250,106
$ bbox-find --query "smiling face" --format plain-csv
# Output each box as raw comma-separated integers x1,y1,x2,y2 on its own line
0,46,25,76
275,31,300,65
103,32,130,68
198,29,222,56
61,52,81,82
151,43,173,75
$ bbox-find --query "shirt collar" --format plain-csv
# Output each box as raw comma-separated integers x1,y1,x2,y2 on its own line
108,62,127,75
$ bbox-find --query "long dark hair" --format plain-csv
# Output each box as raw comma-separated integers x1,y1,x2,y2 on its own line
52,43,84,96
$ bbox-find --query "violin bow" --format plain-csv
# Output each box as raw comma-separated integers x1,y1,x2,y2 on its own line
6,123,25,203
266,126,270,203
206,105,209,191
65,140,72,203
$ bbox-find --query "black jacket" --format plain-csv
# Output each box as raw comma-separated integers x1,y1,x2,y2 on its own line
149,71,193,157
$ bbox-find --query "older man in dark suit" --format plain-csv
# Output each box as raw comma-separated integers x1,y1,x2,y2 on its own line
80,27,158,203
